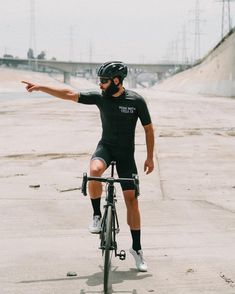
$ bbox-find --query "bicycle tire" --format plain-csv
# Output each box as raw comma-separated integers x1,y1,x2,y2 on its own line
103,205,112,293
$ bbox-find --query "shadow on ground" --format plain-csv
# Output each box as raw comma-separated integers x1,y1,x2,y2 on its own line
18,265,152,293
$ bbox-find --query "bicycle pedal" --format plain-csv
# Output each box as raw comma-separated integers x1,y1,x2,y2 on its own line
119,250,126,260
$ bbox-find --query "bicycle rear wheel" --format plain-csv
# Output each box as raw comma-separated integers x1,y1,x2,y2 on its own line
103,205,113,293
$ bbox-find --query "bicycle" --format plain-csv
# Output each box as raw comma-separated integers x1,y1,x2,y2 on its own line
81,161,139,294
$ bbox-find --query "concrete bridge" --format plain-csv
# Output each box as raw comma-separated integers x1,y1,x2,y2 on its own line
0,57,183,87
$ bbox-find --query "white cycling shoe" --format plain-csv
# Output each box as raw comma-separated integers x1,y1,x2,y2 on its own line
89,215,101,234
129,248,148,272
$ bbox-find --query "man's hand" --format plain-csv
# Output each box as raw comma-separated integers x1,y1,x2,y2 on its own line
144,158,154,175
21,81,40,92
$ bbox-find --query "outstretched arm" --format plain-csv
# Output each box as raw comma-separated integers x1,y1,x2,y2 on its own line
21,81,79,102
143,123,155,174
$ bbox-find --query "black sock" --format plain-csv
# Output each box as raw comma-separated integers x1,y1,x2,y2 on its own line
91,198,101,217
131,229,141,252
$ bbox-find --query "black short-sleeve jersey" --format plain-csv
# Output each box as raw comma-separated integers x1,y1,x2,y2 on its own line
78,90,151,149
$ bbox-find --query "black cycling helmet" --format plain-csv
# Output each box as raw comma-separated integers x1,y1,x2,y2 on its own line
97,61,128,80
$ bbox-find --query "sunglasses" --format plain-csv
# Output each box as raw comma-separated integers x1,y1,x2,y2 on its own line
100,78,110,84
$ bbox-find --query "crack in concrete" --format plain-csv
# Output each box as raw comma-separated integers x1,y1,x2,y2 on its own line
196,200,235,214
0,152,89,160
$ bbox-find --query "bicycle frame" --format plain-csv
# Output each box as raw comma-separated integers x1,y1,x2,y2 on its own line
99,165,122,259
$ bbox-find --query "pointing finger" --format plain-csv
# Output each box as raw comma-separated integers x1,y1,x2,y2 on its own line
21,81,30,85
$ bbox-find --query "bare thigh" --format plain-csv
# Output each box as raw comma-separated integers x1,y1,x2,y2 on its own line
88,159,107,198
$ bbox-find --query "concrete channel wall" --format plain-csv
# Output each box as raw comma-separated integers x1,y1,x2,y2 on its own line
157,29,235,97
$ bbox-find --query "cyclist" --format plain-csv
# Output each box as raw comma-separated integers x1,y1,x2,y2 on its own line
22,61,154,272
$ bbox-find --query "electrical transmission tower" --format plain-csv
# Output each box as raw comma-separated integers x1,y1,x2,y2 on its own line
191,0,204,62
181,24,188,65
217,0,235,39
29,0,36,58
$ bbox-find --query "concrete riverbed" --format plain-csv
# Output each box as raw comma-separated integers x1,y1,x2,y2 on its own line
0,69,235,293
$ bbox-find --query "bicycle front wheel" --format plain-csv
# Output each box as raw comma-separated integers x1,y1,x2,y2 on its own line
104,205,113,293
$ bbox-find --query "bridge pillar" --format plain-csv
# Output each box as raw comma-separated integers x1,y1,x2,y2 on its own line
64,72,71,84
157,72,164,81
91,68,97,78
127,70,137,88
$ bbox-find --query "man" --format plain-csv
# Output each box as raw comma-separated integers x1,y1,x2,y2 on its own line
22,61,154,272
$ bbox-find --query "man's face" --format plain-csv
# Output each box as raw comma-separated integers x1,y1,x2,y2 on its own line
99,78,111,90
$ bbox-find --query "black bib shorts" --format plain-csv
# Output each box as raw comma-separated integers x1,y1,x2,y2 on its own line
91,141,137,191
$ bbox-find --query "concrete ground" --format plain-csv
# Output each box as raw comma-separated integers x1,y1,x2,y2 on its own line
0,89,235,294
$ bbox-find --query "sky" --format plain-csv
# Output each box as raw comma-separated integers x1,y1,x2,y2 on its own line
0,0,235,63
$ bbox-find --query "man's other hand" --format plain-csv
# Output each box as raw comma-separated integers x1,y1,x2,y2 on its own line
144,158,154,174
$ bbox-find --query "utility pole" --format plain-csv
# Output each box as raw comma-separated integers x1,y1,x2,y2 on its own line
217,0,235,39
69,25,74,61
181,24,188,65
167,39,179,64
89,40,93,64
174,39,179,64
89,40,94,78
29,0,37,69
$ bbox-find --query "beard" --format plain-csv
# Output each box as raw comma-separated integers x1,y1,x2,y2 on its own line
102,81,120,98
